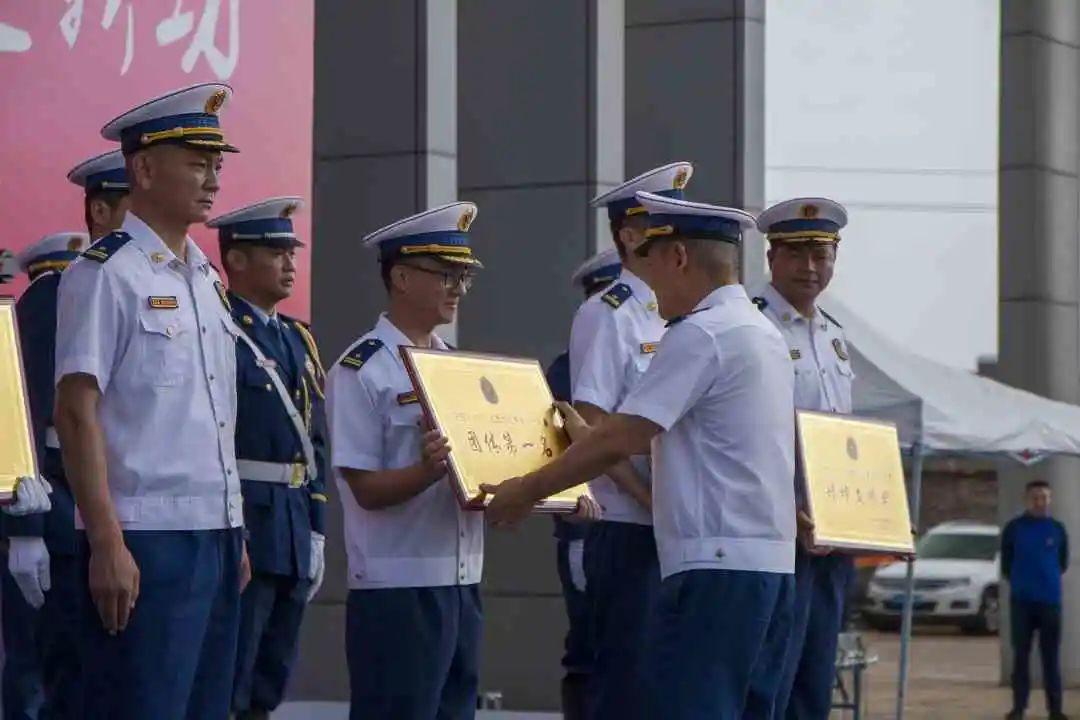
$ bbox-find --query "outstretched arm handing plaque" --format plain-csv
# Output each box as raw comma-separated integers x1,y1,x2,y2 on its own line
401,346,595,513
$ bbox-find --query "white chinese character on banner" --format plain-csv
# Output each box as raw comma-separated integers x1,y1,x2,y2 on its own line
59,0,83,48
61,0,135,74
157,0,239,80
0,21,32,53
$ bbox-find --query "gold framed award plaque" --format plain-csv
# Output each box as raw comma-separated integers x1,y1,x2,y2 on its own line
796,410,914,554
0,298,35,502
400,346,592,513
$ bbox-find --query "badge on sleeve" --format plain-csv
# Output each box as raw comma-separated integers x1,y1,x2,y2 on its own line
397,391,419,405
832,338,849,362
640,342,659,355
790,348,802,361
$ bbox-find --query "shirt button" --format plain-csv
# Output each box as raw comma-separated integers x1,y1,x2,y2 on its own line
227,469,233,476
209,374,216,381
715,548,725,559
202,326,207,334
219,421,226,429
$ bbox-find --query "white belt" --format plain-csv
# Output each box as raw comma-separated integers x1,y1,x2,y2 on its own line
45,426,60,450
237,460,308,488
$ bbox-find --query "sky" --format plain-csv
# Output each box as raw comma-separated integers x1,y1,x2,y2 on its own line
765,0,999,370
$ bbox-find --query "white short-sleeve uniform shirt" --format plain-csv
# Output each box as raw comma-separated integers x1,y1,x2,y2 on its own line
618,284,797,580
327,314,483,590
54,212,243,530
754,282,854,508
568,269,665,525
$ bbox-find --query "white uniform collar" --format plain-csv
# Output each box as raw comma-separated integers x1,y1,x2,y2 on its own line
763,282,825,328
373,313,448,367
619,268,655,305
694,283,748,313
123,212,210,274
231,294,276,325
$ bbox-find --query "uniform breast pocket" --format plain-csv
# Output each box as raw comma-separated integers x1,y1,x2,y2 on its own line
136,311,194,387
386,401,423,457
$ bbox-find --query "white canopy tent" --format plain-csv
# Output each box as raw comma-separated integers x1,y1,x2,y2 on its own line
823,294,1080,719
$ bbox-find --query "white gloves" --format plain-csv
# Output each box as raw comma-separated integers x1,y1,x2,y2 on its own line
306,531,325,603
8,537,50,609
6,476,52,516
0,250,16,284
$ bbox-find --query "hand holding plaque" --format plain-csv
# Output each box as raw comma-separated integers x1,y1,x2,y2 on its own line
401,347,595,513
796,411,915,554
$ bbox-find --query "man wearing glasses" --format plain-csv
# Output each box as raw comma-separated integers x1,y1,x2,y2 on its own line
326,202,486,719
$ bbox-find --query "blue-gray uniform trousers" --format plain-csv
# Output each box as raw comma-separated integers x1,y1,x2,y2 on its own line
648,568,795,720
555,523,593,677
2,554,80,720
583,520,659,720
231,481,317,715
77,528,243,720
346,585,482,720
776,549,854,719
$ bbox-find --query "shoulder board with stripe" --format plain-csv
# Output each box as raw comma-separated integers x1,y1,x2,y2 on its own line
340,338,384,370
601,283,632,309
81,231,132,264
819,307,842,329
751,296,768,312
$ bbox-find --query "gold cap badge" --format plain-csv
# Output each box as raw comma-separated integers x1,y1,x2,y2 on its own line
205,89,227,115
673,167,689,190
800,204,819,219
458,208,475,232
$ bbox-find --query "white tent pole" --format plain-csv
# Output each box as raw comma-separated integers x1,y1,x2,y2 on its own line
895,441,924,720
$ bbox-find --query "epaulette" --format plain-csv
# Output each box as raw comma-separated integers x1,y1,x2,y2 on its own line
751,296,768,312
81,231,132,264
289,318,327,380
601,283,632,309
340,338,384,371
819,307,842,329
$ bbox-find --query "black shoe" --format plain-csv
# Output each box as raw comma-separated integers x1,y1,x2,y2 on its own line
1005,711,1023,720
1049,712,1068,720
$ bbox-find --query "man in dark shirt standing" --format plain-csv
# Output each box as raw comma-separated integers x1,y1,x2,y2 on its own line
1003,479,1069,720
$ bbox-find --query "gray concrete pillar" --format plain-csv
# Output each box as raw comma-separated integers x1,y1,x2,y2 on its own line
296,0,459,699
458,0,624,709
625,0,767,286
998,0,1080,687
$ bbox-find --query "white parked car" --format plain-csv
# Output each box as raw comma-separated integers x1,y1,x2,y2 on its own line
863,521,1000,634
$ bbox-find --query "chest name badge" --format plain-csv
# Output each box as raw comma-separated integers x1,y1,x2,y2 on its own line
640,342,659,355
147,296,179,310
790,348,802,361
397,391,419,406
832,338,849,362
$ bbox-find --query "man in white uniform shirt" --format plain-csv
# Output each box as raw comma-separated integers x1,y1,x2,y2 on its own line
567,162,691,720
754,198,855,720
485,191,797,719
327,203,487,720
53,84,246,720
